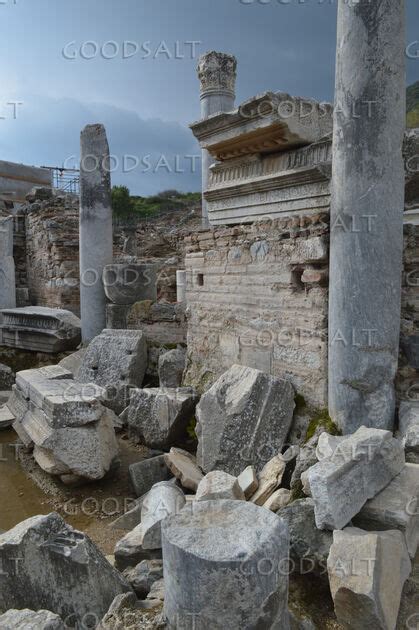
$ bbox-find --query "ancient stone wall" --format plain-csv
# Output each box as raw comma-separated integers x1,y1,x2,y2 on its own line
398,224,419,401
184,217,419,410
24,195,80,315
183,213,330,408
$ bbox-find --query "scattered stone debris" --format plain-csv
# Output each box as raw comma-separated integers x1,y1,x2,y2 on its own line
196,364,295,476
0,609,65,630
164,447,203,491
77,328,148,414
8,365,119,481
126,386,198,448
263,488,291,512
0,513,132,625
0,361,14,389
237,465,259,498
353,462,419,558
305,427,405,529
327,527,411,630
398,401,419,463
123,560,164,599
158,348,186,388
114,481,184,570
277,498,332,573
129,455,172,498
195,470,245,501
250,453,287,505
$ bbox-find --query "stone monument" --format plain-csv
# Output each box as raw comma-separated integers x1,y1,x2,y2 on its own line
196,51,237,226
328,0,406,433
79,124,113,342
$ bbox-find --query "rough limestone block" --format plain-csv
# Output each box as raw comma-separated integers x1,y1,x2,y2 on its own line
264,488,291,512
103,263,157,305
196,364,295,475
398,402,419,462
129,455,172,498
58,347,87,380
126,387,198,449
305,427,405,530
353,463,419,558
251,454,286,506
0,513,132,625
315,432,346,461
158,348,186,388
327,527,411,630
0,609,65,629
237,465,258,499
277,498,332,573
0,216,16,310
162,500,290,629
77,329,147,414
164,447,204,491
196,470,245,501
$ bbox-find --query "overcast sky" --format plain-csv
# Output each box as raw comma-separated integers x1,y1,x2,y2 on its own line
0,0,418,195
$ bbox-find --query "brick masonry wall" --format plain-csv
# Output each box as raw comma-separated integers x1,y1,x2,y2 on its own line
184,217,419,410
183,214,330,408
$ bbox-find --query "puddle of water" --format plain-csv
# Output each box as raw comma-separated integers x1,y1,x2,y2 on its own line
0,429,50,531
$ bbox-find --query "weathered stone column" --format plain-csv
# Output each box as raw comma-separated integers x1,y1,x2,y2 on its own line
0,217,16,309
176,270,186,304
197,51,237,227
329,0,406,433
79,124,113,342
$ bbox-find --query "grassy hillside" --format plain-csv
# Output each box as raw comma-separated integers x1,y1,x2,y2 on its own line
112,186,201,220
407,81,419,128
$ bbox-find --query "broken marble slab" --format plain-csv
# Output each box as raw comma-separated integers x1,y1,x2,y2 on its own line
250,454,286,506
264,488,291,512
237,465,258,499
129,455,172,498
0,609,65,629
114,482,184,569
0,513,132,626
196,365,295,476
162,499,291,629
327,527,411,630
126,386,198,449
398,401,419,463
305,427,405,530
0,306,81,353
164,447,204,491
353,463,419,558
77,328,148,414
196,470,245,502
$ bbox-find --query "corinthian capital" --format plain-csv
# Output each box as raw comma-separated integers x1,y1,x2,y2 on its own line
197,51,237,99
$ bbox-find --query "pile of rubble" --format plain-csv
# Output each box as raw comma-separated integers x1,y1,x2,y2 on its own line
0,339,417,628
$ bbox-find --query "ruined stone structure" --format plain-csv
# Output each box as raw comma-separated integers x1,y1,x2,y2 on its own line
0,160,51,204
197,51,237,226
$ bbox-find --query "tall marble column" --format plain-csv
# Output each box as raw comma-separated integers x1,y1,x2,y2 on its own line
79,124,113,342
197,51,237,227
0,217,16,309
329,0,406,433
